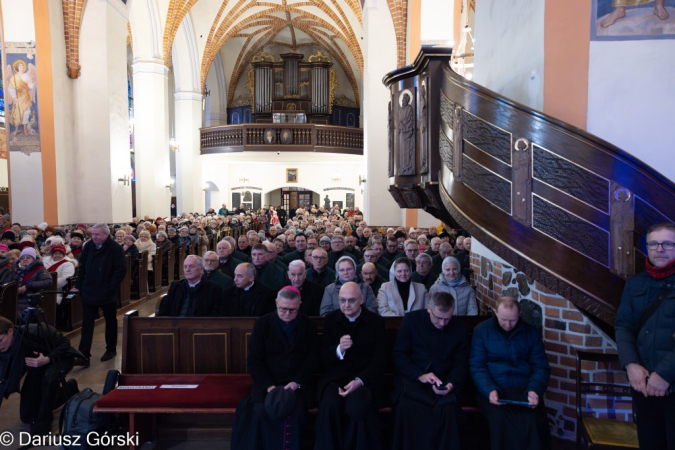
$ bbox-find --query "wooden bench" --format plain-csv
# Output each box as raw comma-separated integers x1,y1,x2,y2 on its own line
97,312,490,448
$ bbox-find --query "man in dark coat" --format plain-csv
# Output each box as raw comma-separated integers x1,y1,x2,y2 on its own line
306,248,335,287
231,287,319,449
344,235,363,262
72,223,126,363
383,238,404,265
287,260,324,316
315,282,386,450
327,236,348,268
223,236,250,263
0,316,81,436
470,296,551,450
284,233,308,264
202,251,234,292
432,242,454,275
215,240,242,279
356,247,389,281
219,263,276,316
425,237,441,258
412,253,440,291
251,244,286,291
360,263,385,296
277,206,287,227
158,256,222,317
616,222,675,449
391,292,469,450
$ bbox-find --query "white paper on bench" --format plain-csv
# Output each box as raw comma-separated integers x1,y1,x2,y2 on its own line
160,385,199,389
117,386,157,389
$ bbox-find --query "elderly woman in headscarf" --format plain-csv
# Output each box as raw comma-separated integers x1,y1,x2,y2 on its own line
135,230,156,271
429,256,477,316
14,247,52,318
377,257,428,316
319,255,378,316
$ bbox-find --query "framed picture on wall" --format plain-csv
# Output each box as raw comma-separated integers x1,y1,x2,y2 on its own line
286,168,298,183
346,193,355,208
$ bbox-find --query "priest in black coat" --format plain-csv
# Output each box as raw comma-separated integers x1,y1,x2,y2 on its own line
231,287,319,450
314,282,386,450
218,263,276,316
251,244,286,291
287,259,325,316
391,291,470,450
158,255,222,317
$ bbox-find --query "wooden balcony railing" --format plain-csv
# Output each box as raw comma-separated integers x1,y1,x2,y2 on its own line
383,47,675,329
200,123,363,155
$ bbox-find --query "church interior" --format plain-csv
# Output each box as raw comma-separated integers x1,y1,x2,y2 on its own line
0,0,674,448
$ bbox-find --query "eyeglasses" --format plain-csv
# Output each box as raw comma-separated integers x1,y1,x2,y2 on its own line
647,241,675,250
429,308,452,324
278,307,299,314
312,256,327,260
339,297,360,305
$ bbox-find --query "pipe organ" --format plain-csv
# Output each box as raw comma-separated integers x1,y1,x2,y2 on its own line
250,50,336,124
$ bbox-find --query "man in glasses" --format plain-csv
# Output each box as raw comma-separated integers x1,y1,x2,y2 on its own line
315,282,386,450
231,287,319,450
306,248,335,287
616,222,675,449
391,291,469,449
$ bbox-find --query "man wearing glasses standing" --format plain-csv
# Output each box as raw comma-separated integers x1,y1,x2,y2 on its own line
315,282,386,450
231,286,319,450
616,222,675,449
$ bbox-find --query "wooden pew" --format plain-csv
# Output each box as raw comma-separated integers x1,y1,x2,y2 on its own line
67,277,83,330
0,282,18,322
165,247,175,286
119,254,132,307
151,246,164,293
137,251,148,299
177,246,185,279
40,272,58,326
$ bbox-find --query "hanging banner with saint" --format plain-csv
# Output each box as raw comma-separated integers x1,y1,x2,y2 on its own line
4,41,40,154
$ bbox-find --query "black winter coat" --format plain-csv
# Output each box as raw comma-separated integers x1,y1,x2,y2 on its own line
76,236,127,305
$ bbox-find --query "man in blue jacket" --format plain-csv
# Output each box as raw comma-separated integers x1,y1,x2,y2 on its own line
616,222,675,449
470,296,551,450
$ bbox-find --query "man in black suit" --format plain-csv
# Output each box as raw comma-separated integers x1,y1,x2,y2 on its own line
251,244,286,291
202,251,234,292
287,260,324,316
314,282,386,450
412,253,439,291
432,242,454,275
284,233,308,264
361,262,385,296
391,291,469,450
383,238,404,265
223,236,250,263
231,287,319,449
158,255,222,317
216,240,243,278
356,247,389,281
344,235,364,262
219,263,276,316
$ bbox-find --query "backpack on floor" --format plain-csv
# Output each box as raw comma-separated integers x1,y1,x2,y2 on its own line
58,370,119,450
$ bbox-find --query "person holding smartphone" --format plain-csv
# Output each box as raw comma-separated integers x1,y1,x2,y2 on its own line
391,291,469,449
470,296,551,450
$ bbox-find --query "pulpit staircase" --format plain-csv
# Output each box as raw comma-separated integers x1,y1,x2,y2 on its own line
383,47,675,332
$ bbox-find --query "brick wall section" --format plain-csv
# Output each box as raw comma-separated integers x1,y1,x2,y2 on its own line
470,252,633,441
385,0,408,68
127,22,133,52
62,0,85,79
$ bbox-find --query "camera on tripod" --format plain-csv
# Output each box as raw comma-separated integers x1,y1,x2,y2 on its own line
25,291,44,308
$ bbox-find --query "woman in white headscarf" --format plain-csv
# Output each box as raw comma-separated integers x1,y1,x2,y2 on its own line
429,256,477,315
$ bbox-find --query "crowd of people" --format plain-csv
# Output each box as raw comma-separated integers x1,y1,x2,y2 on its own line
1,204,672,449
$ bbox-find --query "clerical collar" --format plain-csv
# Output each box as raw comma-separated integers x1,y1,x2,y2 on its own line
219,259,228,264
244,281,254,291
345,309,362,322
187,280,201,288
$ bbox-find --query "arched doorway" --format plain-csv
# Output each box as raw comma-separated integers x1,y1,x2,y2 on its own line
265,187,320,212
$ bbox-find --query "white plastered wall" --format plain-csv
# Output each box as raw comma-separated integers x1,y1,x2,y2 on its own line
587,39,675,184
473,0,544,111
2,0,44,224
363,0,401,226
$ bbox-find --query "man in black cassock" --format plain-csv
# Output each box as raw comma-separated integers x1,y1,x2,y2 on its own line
230,287,319,450
391,291,469,450
314,281,386,450
218,263,276,316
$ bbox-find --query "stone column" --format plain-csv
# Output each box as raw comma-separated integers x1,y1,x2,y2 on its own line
132,58,171,219
174,91,204,214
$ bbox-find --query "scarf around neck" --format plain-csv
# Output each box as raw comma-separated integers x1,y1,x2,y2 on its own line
645,256,675,280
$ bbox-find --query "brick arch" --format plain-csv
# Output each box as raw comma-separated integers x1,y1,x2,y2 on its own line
162,0,199,67
385,0,408,68
62,0,87,79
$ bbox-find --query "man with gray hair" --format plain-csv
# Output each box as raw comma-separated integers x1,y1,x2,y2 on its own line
202,250,234,292
158,255,222,317
72,223,126,364
286,259,324,316
432,242,455,275
223,235,250,263
412,253,439,291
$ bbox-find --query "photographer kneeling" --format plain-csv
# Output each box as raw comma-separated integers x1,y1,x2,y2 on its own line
0,315,81,436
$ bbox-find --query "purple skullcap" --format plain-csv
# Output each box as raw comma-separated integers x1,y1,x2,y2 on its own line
280,286,301,296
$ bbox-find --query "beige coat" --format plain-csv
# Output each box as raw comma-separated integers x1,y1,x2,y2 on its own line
377,280,428,316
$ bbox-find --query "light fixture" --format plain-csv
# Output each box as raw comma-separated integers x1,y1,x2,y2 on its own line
118,175,130,186
239,176,250,183
359,175,367,185
203,184,209,192
166,179,175,191
169,138,179,152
